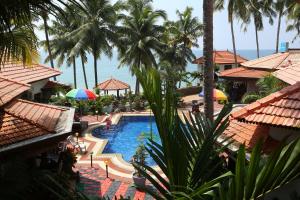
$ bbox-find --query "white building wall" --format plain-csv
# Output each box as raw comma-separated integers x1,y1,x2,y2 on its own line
27,79,49,100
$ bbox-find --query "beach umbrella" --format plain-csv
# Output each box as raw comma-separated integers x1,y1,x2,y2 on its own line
66,89,97,100
199,89,228,101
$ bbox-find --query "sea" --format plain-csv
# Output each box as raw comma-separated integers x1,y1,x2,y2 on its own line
39,49,275,92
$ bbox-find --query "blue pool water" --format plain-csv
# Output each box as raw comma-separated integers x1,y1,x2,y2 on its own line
92,116,160,166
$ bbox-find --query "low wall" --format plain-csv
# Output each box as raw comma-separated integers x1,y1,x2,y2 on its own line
177,86,202,96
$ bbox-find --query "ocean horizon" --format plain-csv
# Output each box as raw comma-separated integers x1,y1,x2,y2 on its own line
39,49,275,92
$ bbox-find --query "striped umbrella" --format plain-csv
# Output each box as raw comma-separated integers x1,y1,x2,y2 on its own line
199,89,228,101
66,89,97,100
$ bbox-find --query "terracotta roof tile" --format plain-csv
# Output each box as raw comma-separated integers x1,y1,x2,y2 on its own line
223,120,270,149
0,61,61,83
242,49,300,70
193,50,248,65
232,82,300,128
4,99,67,132
96,78,130,90
219,67,270,79
0,112,49,147
273,63,300,85
0,76,30,106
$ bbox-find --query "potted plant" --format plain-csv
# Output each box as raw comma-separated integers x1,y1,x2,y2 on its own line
131,144,148,187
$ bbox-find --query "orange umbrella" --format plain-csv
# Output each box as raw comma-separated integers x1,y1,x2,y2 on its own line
199,89,228,101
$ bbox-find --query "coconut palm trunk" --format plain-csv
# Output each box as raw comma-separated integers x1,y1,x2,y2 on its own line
275,10,283,53
42,13,56,81
230,15,238,68
203,0,214,121
80,55,88,89
72,57,77,88
254,16,260,58
135,53,141,95
93,52,98,88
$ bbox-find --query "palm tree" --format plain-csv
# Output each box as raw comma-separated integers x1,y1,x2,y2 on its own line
68,0,117,88
245,0,276,58
0,0,81,64
203,0,214,121
275,0,298,52
161,7,202,87
44,13,78,88
117,0,166,94
40,10,56,81
214,0,248,67
286,2,300,41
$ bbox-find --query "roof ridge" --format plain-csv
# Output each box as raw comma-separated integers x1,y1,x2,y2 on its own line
275,53,291,69
232,82,300,119
243,52,288,68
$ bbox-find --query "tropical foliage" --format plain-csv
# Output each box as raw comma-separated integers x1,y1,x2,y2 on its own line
214,0,248,66
242,74,287,103
160,7,202,88
0,0,83,64
117,0,166,94
68,0,118,88
134,67,300,199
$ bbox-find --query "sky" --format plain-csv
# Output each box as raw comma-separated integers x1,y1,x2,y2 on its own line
36,0,300,50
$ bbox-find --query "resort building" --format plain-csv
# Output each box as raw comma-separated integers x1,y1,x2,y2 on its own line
219,48,300,102
0,75,74,161
193,50,248,73
223,81,300,154
0,61,62,102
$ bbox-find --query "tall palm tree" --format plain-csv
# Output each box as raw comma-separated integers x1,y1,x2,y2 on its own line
117,0,166,94
68,0,117,88
245,0,276,58
40,10,56,81
203,0,214,121
44,13,78,88
275,0,298,52
286,2,300,41
214,0,248,67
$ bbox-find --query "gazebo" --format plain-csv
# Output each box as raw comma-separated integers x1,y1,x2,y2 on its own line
96,77,130,98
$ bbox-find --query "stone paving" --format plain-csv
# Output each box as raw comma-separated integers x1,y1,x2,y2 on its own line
76,166,155,200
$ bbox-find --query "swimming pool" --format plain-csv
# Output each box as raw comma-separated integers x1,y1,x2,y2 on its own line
92,116,160,166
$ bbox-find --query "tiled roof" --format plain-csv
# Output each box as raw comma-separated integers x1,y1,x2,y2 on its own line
0,61,61,83
96,78,130,90
231,82,300,128
193,50,248,65
0,112,49,147
0,76,30,106
219,67,270,79
223,120,270,149
242,49,300,70
4,99,67,132
273,63,300,85
223,120,279,153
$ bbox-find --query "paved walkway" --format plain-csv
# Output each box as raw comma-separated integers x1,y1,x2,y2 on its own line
76,166,155,199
